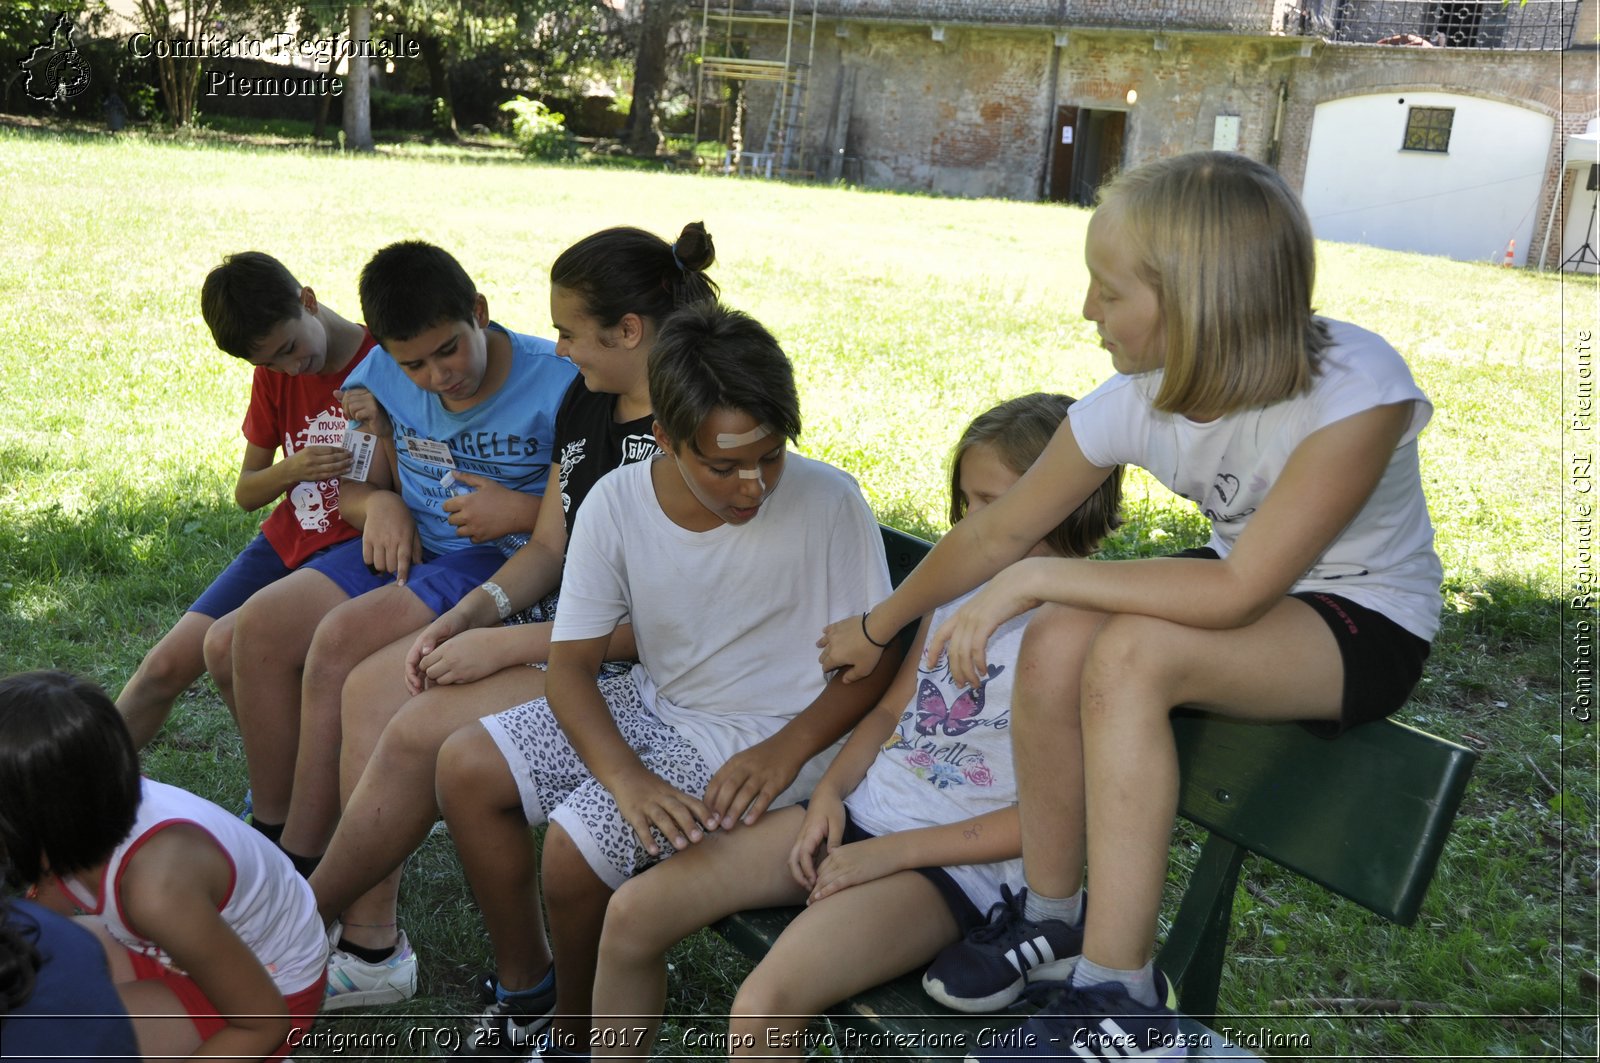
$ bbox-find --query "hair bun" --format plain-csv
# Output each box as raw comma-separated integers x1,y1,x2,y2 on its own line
672,221,716,273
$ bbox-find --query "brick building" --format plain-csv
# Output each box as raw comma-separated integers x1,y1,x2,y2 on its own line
706,0,1597,270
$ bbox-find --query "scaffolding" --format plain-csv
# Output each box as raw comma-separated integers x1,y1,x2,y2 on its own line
692,1,817,177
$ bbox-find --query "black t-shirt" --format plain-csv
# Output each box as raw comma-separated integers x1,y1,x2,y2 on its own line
553,377,660,541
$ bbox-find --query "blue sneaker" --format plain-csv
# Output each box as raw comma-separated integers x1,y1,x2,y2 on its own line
923,886,1082,1012
964,972,1184,1061
237,788,253,822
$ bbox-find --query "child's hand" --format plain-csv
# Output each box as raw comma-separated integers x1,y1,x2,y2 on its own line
611,766,716,856
412,628,509,688
703,736,803,830
441,471,535,543
405,611,471,693
925,560,1043,688
788,792,845,889
807,836,903,905
361,492,424,586
337,387,390,437
284,444,353,483
816,611,885,684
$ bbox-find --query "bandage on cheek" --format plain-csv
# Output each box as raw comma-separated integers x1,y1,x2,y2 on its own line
716,425,772,449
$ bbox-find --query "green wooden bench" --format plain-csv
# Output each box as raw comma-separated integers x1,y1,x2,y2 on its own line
712,525,1478,1060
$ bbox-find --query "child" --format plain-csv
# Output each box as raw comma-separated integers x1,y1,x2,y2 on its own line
306,222,717,1008
115,252,374,750
1,894,137,1058
434,301,900,1056
0,671,327,1061
819,151,1442,1060
230,241,578,876
589,393,1123,1060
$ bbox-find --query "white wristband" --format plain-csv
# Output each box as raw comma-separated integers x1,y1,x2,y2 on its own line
481,581,513,621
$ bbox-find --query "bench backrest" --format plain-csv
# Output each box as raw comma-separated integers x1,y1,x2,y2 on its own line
874,525,1476,925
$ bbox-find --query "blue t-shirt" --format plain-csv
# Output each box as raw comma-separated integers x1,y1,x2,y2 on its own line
1,899,138,1062
344,323,577,556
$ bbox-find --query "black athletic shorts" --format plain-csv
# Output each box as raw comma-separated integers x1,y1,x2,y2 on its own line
1168,547,1431,735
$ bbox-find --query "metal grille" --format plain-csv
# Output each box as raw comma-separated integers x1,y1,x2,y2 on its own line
1294,0,1580,50
1401,105,1455,151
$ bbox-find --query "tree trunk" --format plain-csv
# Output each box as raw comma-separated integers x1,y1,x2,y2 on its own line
417,32,458,140
343,5,375,151
624,0,682,156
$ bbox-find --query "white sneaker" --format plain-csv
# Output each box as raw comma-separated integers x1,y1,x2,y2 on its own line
323,930,419,1010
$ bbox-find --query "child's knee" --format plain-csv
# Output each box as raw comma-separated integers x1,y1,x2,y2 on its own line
597,875,668,963
200,621,233,678
1081,614,1175,712
541,823,603,903
436,724,502,811
730,966,799,1019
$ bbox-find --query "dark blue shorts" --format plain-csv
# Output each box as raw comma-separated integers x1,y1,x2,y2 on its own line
300,538,506,617
189,533,301,619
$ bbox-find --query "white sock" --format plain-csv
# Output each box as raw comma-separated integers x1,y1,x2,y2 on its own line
1021,886,1085,928
1072,956,1160,1008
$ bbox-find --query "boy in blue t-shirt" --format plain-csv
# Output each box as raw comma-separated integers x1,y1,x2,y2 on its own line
115,252,375,751
230,242,576,878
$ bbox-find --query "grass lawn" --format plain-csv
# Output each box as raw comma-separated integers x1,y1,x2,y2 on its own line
0,123,1593,1060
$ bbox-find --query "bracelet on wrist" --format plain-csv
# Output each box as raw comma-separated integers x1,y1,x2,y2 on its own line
860,610,891,649
481,580,513,621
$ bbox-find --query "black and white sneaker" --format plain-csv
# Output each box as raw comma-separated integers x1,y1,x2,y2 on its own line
964,971,1184,1061
923,885,1083,1012
458,982,557,1058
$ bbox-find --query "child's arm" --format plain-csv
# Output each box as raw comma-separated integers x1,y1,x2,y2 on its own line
930,402,1415,687
403,462,573,691
704,636,905,832
232,442,353,513
819,421,1114,683
119,825,293,1061
439,470,543,545
546,634,714,853
805,807,1021,906
334,420,425,588
789,617,930,888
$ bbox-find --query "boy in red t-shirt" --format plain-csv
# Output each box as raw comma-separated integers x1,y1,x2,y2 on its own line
116,252,377,750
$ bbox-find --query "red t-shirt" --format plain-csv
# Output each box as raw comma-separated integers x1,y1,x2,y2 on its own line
240,332,376,568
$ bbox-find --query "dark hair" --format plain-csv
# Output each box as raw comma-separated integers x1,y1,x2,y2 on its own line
199,251,304,360
949,393,1123,559
0,672,140,889
648,302,800,452
358,241,479,345
551,222,718,328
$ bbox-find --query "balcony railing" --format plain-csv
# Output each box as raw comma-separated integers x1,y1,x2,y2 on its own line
731,0,1580,49
1295,0,1580,50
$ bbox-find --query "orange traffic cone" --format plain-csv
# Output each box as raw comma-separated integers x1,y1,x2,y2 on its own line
1502,238,1516,267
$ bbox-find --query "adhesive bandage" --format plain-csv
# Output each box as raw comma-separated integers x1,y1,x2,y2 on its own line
737,468,762,479
716,424,772,449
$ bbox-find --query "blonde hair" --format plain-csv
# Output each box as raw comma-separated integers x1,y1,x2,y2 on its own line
1096,151,1330,418
949,393,1123,559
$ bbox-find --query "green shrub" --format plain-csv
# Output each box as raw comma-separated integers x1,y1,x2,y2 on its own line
500,95,579,160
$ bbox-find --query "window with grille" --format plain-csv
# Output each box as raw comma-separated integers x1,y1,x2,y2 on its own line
1402,107,1454,153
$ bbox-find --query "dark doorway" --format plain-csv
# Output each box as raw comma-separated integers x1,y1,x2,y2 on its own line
1049,106,1127,205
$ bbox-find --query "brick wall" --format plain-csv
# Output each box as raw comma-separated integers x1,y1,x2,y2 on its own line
737,9,1595,267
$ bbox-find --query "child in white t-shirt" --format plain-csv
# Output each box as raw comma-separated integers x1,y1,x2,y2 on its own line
434,301,899,1056
820,151,1442,1061
586,393,1121,1059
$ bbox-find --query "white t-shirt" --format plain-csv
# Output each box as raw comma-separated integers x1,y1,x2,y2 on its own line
59,779,327,996
846,585,1028,910
553,453,893,805
1068,318,1443,640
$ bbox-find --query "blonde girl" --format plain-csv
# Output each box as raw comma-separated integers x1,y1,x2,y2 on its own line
819,151,1441,1061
